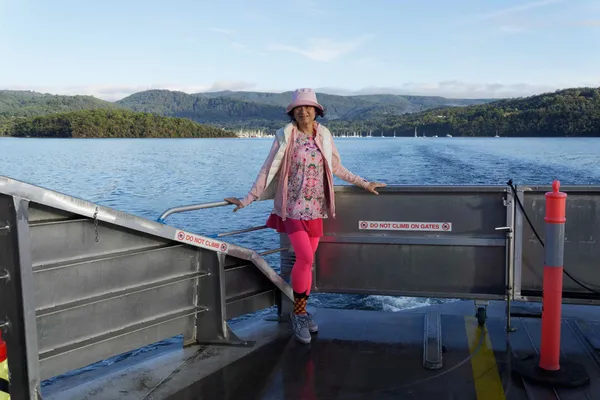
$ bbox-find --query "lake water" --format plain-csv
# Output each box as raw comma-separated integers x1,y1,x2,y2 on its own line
2,136,600,314
3,135,600,387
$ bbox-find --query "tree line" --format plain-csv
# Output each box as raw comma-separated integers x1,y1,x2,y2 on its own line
7,109,235,138
326,88,600,137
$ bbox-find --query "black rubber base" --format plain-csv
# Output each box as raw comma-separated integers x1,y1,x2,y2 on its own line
512,355,590,388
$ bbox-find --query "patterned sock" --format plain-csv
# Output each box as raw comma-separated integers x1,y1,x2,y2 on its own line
293,291,308,315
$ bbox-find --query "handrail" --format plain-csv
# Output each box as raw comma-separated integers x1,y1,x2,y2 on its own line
157,200,234,222
258,247,290,256
214,225,268,238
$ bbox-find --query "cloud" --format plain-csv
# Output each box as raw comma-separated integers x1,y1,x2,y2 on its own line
204,80,257,92
466,0,565,22
209,28,236,35
269,35,374,62
2,81,258,101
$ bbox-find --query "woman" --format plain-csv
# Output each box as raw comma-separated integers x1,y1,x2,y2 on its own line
224,88,385,344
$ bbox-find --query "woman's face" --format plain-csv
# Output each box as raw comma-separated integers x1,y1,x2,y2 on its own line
293,106,316,125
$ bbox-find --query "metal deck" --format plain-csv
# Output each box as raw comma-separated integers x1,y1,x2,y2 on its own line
41,300,600,399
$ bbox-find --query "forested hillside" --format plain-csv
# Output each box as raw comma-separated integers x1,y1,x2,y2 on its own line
116,89,493,129
328,87,600,137
2,87,599,137
0,90,120,135
8,109,234,138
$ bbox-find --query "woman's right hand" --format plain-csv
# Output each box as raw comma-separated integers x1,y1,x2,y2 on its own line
224,197,244,212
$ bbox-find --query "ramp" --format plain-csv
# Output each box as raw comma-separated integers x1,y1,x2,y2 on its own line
0,176,292,398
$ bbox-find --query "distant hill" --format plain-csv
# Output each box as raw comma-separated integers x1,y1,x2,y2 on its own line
329,87,600,137
0,88,495,135
0,90,121,135
8,109,234,139
116,89,494,129
0,90,119,115
2,87,599,137
201,90,491,118
115,90,288,130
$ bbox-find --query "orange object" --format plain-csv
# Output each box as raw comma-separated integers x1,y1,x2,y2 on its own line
539,266,563,370
539,179,567,371
545,180,567,224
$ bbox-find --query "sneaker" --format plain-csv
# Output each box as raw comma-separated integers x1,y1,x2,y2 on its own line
289,312,311,344
306,312,318,333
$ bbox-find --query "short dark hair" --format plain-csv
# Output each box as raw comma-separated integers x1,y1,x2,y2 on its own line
287,106,326,122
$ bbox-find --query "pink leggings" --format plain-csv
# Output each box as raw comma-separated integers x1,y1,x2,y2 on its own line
288,231,320,295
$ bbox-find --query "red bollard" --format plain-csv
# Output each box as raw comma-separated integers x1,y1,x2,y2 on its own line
539,180,566,371
513,180,589,388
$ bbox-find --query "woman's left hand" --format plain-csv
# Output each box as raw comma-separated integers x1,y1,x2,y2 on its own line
366,181,386,195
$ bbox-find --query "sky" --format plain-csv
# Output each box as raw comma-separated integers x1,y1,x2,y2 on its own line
1,0,599,101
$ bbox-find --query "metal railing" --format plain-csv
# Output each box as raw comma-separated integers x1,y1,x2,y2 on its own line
0,176,296,398
157,200,232,223
156,199,283,247
217,225,268,238
155,185,600,308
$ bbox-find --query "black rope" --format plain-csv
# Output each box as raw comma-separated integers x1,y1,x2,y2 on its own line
507,179,600,295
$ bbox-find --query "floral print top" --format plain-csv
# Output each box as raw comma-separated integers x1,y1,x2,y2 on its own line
285,132,328,220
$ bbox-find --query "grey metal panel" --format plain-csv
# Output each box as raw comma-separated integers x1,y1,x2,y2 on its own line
226,290,277,320
328,186,507,236
314,186,508,298
0,176,293,385
39,309,198,381
320,235,505,247
30,219,170,267
518,186,600,297
33,244,198,310
0,195,42,398
314,243,507,297
0,175,295,303
36,278,195,352
194,252,223,344
28,202,77,223
334,184,507,193
194,253,248,345
224,264,274,301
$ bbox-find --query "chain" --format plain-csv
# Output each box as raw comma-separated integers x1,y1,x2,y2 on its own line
93,207,99,242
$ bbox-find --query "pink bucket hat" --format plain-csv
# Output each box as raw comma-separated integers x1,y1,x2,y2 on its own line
286,88,324,114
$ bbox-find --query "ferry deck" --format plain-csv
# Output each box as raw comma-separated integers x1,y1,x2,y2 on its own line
1,176,599,399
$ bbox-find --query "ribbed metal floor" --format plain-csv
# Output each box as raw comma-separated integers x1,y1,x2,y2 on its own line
42,303,600,399
163,308,600,400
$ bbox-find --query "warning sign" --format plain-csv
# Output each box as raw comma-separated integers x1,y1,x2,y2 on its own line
175,230,229,253
358,221,452,232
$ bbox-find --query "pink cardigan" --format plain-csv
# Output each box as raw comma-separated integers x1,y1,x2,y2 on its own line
240,122,369,220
